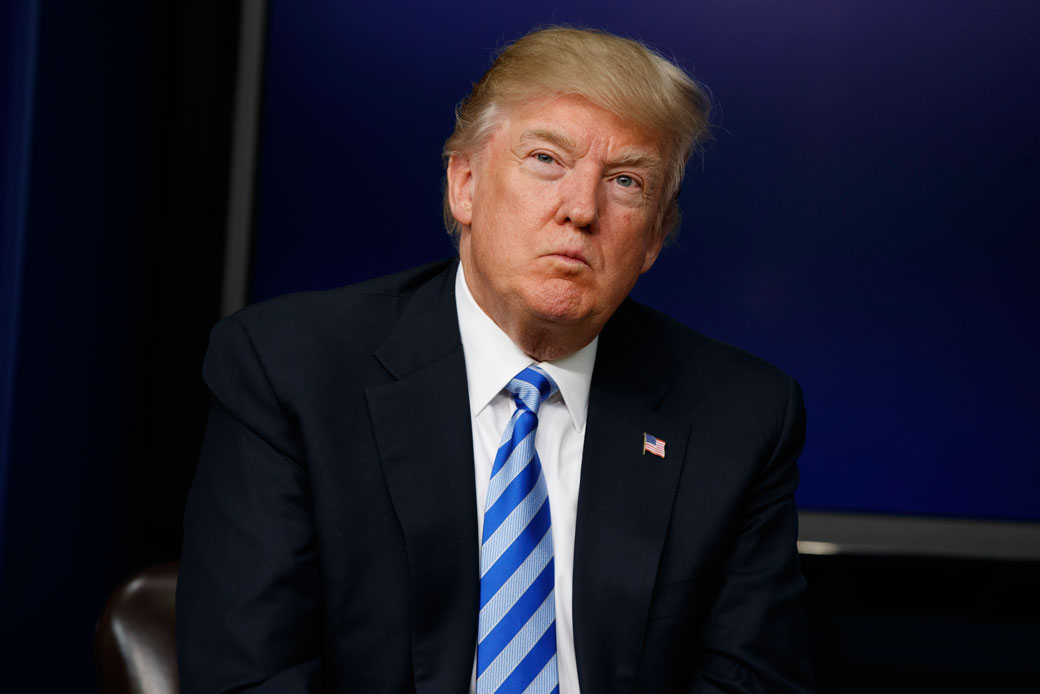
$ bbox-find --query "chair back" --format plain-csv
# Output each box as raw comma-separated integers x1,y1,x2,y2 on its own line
95,562,180,694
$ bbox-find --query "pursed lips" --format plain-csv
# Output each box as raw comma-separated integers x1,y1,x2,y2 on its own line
542,249,591,268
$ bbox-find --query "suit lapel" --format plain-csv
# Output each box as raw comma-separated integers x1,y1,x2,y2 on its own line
572,304,691,693
365,263,478,693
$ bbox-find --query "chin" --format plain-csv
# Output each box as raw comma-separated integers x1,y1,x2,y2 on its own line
522,281,597,326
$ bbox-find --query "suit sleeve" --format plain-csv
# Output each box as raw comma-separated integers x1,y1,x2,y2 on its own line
176,316,324,693
690,377,814,693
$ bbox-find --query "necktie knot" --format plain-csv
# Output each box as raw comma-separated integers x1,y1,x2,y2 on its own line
506,365,558,416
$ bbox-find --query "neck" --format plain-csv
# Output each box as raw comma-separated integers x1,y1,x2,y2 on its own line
507,320,597,363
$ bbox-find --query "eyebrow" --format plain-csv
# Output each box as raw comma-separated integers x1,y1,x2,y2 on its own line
608,150,664,176
519,128,577,153
518,128,664,182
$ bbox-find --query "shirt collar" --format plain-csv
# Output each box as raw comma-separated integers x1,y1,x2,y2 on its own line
455,262,597,433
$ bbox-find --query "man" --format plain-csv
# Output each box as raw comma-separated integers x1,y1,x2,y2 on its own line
177,27,813,693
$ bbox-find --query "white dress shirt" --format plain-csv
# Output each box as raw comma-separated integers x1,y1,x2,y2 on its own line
456,263,594,694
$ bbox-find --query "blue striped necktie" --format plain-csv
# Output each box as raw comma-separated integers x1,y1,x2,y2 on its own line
477,365,560,694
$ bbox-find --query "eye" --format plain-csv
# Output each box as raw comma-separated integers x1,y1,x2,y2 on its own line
615,175,639,189
534,152,556,165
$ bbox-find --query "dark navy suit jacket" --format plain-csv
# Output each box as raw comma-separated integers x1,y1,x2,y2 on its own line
176,259,813,693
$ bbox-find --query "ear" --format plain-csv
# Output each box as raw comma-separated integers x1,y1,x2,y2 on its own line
640,231,665,274
642,195,676,274
446,153,475,227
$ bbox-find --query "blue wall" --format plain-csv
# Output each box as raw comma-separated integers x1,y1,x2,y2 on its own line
252,0,1040,521
0,0,38,571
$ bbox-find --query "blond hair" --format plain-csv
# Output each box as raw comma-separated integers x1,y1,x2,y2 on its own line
443,26,712,243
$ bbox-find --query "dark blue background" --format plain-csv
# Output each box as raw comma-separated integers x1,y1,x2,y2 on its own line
252,0,1040,521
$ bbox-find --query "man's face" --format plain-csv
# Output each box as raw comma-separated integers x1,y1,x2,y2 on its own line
449,94,666,348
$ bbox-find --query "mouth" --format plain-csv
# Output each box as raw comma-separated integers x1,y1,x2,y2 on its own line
544,250,590,268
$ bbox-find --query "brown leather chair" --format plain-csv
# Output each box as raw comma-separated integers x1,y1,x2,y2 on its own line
95,562,180,694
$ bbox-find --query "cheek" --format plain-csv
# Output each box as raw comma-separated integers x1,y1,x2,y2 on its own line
497,169,558,221
608,213,655,257
599,225,658,291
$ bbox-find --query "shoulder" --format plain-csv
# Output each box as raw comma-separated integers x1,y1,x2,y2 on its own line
604,297,801,424
209,259,454,356
223,259,453,340
202,259,457,401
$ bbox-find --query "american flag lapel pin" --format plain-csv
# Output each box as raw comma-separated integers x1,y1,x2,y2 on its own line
642,432,666,458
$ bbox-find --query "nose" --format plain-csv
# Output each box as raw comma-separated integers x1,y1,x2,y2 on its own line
554,167,599,230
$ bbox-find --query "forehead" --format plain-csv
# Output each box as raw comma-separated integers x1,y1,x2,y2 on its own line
495,94,665,159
